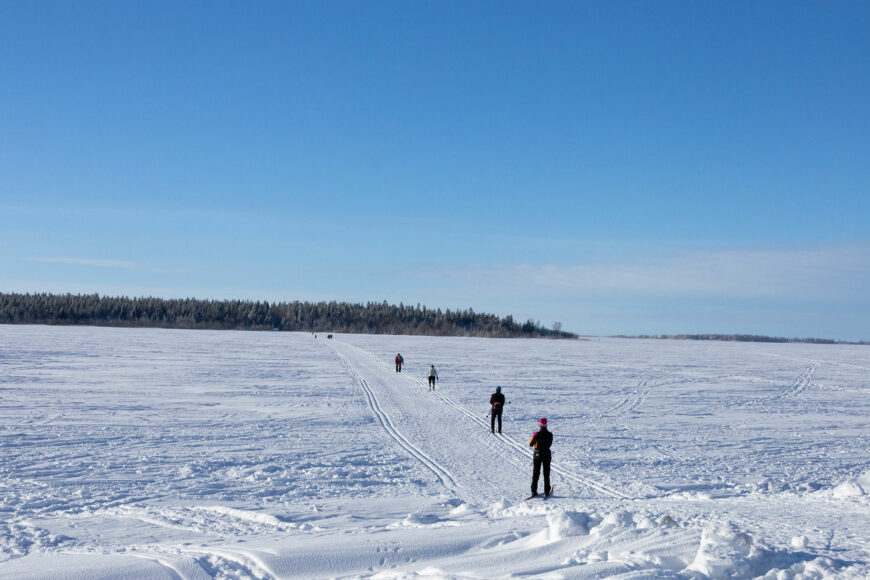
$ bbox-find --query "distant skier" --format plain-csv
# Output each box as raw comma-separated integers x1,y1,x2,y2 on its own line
395,353,404,373
427,364,438,390
529,418,553,498
490,386,505,434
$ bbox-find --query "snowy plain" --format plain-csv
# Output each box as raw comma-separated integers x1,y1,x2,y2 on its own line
0,325,868,579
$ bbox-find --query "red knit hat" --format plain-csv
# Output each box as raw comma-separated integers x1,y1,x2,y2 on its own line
539,418,547,426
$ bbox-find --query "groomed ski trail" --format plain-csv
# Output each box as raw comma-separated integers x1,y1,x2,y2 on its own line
328,338,633,501
331,344,459,490
404,368,632,500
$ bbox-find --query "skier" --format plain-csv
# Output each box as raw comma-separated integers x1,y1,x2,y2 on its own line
395,353,404,372
427,364,438,390
529,418,553,498
490,386,505,434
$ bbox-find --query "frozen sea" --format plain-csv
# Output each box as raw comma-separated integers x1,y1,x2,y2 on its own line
1,325,868,579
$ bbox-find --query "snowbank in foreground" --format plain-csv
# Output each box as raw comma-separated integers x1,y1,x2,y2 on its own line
832,471,870,499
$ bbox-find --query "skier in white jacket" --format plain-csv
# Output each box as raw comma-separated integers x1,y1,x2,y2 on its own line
427,365,438,390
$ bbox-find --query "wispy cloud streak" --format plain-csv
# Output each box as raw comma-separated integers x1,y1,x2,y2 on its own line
27,257,136,269
422,243,870,301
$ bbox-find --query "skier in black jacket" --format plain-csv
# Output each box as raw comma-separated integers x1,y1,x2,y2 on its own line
490,386,505,434
529,418,553,498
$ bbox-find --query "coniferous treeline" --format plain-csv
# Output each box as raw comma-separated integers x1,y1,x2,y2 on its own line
0,293,577,339
615,333,869,345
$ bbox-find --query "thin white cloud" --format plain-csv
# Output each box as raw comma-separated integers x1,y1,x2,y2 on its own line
423,243,870,301
151,268,192,274
27,257,136,269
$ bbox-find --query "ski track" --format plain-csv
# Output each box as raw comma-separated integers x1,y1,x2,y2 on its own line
602,375,665,417
330,339,631,501
598,371,737,464
622,376,697,415
603,371,769,419
725,361,819,409
329,342,459,491
94,504,306,538
781,361,818,398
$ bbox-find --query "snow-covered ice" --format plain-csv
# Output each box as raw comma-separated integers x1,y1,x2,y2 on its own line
1,325,868,578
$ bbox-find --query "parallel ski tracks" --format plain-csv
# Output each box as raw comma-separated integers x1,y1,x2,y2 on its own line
608,364,818,415
602,374,700,418
725,362,818,408
428,378,630,499
332,341,630,500
330,344,459,490
602,375,664,417
781,362,817,399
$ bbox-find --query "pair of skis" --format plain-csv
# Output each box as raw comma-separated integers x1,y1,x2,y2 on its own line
525,485,554,500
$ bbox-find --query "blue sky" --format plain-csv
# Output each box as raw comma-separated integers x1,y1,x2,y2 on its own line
2,1,869,340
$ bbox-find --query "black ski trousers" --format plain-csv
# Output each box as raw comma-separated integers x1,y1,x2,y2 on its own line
491,408,502,433
531,452,551,496
395,363,402,372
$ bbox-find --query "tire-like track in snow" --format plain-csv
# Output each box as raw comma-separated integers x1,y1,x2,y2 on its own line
725,362,818,408
333,340,630,500
602,375,665,417
329,343,459,490
603,373,719,418
780,362,818,399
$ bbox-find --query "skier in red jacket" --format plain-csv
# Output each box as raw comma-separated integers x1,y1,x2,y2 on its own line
395,353,404,372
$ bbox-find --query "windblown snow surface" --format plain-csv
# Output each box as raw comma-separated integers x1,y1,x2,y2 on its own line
1,326,868,579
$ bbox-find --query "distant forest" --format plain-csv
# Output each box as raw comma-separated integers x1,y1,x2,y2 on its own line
0,292,577,339
616,334,869,346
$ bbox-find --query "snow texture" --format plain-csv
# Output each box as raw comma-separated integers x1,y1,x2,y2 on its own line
1,325,868,578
